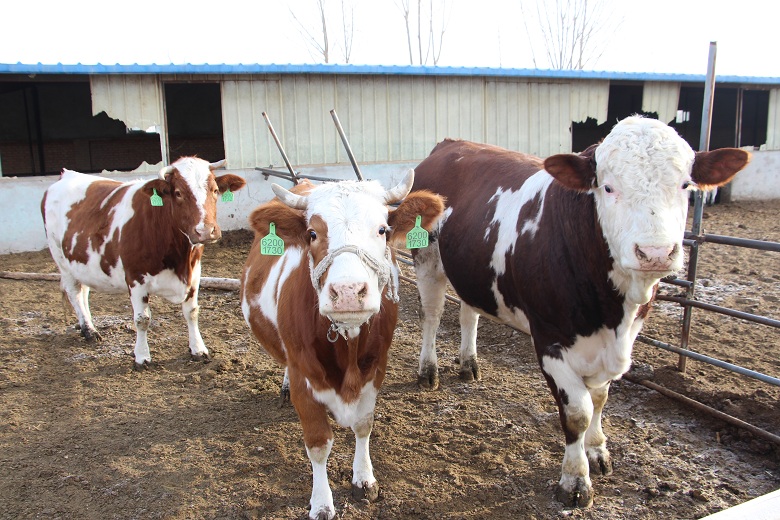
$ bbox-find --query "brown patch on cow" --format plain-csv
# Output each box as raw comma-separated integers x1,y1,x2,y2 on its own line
62,180,128,267
636,283,659,320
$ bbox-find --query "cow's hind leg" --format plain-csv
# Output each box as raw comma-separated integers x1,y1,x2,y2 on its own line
413,243,447,389
585,382,613,476
458,303,481,382
540,352,595,508
129,284,153,369
182,262,209,362
61,275,101,342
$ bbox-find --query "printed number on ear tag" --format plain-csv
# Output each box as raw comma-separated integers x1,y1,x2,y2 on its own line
406,215,429,249
150,188,164,207
261,223,284,256
221,190,234,202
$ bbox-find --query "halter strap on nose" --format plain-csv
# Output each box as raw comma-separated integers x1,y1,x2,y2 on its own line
309,244,400,342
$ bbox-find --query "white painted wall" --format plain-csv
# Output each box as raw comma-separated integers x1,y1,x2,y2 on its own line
730,150,780,201
1,162,416,255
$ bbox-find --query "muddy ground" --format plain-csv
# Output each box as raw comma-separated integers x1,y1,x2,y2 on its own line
1,199,779,520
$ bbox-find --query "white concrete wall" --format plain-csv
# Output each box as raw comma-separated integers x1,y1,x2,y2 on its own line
0,162,416,255
730,150,780,201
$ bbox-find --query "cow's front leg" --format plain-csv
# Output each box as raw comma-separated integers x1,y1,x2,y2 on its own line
414,243,447,390
458,303,481,382
129,284,152,369
350,386,380,501
291,373,336,520
183,262,209,361
586,382,613,476
541,353,594,508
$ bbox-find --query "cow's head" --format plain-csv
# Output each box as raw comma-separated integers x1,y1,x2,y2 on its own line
544,116,750,301
251,169,444,337
145,157,246,244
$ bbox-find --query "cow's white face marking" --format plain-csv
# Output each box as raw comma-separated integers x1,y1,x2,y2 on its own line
592,117,695,301
306,181,395,328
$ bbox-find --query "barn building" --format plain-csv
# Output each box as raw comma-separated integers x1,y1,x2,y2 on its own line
1,62,779,253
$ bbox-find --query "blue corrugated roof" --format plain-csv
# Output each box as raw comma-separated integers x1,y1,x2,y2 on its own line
2,62,779,85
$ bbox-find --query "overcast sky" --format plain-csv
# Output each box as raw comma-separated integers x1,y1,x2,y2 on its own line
2,0,778,77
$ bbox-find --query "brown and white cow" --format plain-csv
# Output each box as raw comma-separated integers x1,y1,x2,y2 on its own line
240,171,444,520
41,157,246,369
411,116,749,507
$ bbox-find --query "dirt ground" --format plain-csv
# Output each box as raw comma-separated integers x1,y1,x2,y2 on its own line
1,199,779,520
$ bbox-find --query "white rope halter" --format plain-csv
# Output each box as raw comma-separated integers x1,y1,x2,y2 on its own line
308,244,400,342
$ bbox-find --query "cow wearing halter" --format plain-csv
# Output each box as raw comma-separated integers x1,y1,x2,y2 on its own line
240,171,444,519
410,116,750,506
41,157,246,368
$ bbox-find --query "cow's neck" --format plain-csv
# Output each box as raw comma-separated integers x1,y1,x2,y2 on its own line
609,268,660,306
340,334,364,402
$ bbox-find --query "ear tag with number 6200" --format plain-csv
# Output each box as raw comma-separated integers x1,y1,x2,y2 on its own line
221,189,234,202
260,223,284,256
406,216,429,249
150,188,164,207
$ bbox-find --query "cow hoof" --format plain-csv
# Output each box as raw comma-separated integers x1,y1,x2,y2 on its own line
133,360,151,372
311,506,335,520
458,357,481,382
191,352,211,363
417,364,440,390
352,481,380,502
555,478,594,508
588,449,613,476
278,385,290,407
82,328,102,343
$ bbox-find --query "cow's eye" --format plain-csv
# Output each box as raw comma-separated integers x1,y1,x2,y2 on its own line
174,189,183,199
682,181,695,190
603,184,614,194
308,230,317,241
378,226,388,236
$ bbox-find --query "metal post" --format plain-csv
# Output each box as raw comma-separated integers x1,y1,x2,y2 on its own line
261,112,299,185
330,109,364,181
678,41,717,373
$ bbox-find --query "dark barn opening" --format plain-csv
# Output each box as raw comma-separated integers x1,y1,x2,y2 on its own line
164,83,225,163
0,78,161,176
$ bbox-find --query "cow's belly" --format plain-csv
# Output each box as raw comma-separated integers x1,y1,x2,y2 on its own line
308,379,379,428
59,257,128,294
140,270,192,303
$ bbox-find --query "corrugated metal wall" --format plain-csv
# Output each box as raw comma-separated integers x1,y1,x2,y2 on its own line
642,82,681,124
96,73,773,172
220,74,609,169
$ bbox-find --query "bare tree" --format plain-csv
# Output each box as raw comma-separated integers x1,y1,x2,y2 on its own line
519,0,622,70
289,0,355,64
395,0,451,65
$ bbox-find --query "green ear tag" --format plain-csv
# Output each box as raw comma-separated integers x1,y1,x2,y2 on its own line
260,223,284,256
406,215,429,249
221,190,234,202
150,188,164,207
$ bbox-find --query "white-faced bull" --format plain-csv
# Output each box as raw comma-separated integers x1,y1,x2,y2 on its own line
410,116,750,507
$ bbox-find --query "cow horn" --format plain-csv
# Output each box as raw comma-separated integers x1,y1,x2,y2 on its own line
209,159,227,170
158,164,176,181
272,183,308,210
384,169,415,204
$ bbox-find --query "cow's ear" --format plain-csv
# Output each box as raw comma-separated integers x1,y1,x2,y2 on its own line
216,174,247,193
692,148,751,189
387,190,446,247
248,200,307,247
143,179,170,196
544,152,596,192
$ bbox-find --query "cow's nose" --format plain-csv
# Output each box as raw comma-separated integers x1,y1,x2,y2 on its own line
328,282,370,312
634,244,677,269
